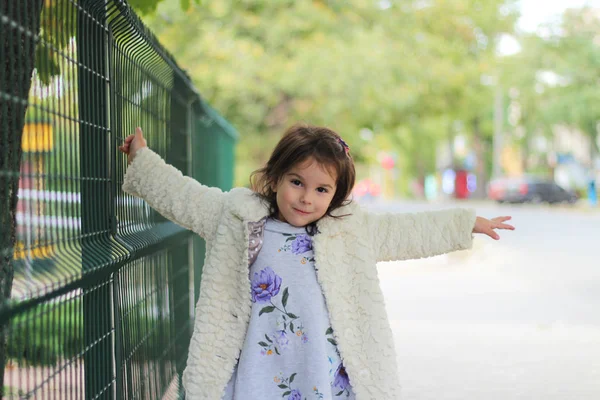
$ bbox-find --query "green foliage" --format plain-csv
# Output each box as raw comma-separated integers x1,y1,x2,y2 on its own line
36,0,77,84
7,297,174,366
7,299,83,366
127,0,200,15
143,0,519,185
35,0,198,84
33,0,597,186
2,386,26,398
501,6,600,159
542,8,600,141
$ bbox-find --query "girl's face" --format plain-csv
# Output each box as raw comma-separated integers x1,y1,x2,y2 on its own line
273,157,337,227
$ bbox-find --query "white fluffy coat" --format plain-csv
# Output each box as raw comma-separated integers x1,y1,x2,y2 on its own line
122,148,476,399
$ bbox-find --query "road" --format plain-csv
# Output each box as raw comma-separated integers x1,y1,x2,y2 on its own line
370,200,600,400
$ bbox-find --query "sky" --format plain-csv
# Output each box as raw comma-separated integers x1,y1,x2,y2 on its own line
518,0,600,31
498,0,600,55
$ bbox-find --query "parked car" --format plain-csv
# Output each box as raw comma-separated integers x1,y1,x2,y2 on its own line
487,176,578,204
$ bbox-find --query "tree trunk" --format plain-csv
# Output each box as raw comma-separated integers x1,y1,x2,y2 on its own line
471,117,487,199
591,128,599,169
448,122,456,170
0,0,45,393
521,132,530,174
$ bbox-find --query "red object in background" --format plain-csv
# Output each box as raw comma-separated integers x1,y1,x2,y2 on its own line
455,169,469,199
381,155,395,170
487,180,505,200
519,183,528,195
353,178,382,198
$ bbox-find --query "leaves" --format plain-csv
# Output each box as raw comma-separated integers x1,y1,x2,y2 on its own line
179,0,191,11
282,287,289,308
35,46,61,86
143,0,523,187
498,6,600,173
259,306,275,316
33,0,196,84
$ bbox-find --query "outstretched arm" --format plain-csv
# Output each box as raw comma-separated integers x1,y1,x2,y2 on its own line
366,207,516,262
120,128,225,241
366,208,477,262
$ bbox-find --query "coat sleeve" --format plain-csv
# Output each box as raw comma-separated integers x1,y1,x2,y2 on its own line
122,147,225,241
365,207,476,262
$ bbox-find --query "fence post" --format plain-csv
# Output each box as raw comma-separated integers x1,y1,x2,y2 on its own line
78,1,114,399
168,74,194,389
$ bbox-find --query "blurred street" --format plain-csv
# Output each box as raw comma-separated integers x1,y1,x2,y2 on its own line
371,200,600,400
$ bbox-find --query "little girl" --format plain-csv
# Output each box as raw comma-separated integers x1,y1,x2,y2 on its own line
119,123,514,400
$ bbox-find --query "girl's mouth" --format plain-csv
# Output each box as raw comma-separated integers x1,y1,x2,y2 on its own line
294,208,310,215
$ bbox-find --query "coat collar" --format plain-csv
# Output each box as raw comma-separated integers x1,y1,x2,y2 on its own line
228,187,357,237
228,187,270,222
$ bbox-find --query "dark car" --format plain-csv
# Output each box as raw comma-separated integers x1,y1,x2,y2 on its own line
487,177,578,204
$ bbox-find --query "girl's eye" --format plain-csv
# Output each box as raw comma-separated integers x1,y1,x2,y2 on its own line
291,179,302,186
317,187,328,194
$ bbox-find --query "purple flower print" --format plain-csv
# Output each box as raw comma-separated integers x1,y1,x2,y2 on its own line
291,234,312,254
288,389,302,400
333,364,350,390
274,330,289,349
251,267,282,303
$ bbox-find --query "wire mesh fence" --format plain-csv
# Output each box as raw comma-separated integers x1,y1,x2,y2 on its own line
0,0,237,398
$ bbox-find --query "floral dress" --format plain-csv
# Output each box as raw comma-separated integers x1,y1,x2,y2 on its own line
222,218,355,400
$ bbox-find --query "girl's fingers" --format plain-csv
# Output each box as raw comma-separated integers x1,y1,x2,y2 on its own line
494,223,515,230
488,230,500,240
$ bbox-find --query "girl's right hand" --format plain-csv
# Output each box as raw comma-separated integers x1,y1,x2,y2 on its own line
119,127,147,164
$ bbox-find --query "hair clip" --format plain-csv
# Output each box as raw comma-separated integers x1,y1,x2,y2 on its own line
338,137,350,154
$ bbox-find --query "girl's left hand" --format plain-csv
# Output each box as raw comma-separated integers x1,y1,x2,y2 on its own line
473,216,515,240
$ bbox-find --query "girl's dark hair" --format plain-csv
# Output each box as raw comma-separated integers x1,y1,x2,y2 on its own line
250,123,356,234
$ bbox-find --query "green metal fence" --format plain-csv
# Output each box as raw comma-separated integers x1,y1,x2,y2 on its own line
0,0,237,398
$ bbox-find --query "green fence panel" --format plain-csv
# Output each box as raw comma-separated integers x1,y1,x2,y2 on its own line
189,101,238,303
0,0,237,398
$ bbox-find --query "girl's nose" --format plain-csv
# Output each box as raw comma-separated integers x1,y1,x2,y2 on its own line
300,192,312,205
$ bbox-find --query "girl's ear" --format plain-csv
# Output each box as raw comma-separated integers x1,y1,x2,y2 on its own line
270,176,280,193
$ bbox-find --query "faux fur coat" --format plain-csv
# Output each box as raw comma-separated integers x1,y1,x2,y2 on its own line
122,147,476,399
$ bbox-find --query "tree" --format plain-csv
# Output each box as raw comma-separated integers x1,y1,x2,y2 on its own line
0,0,197,393
385,0,518,192
0,1,45,392
144,0,518,192
542,7,600,164
499,6,600,179
498,32,555,174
